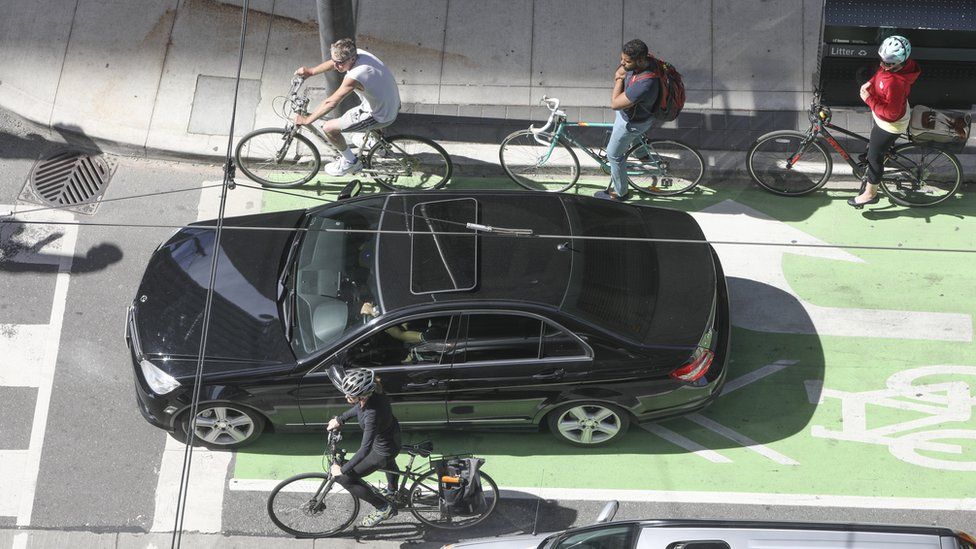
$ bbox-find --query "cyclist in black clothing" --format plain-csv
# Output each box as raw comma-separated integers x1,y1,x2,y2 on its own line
327,367,401,527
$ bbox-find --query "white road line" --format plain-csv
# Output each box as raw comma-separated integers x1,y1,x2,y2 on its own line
686,413,799,466
693,200,972,342
1,206,79,527
0,324,48,386
640,424,732,463
227,479,976,511
0,451,27,517
150,435,233,533
722,359,797,395
11,532,28,549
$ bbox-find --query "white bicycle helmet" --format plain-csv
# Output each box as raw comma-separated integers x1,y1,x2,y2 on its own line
340,368,376,398
878,35,911,64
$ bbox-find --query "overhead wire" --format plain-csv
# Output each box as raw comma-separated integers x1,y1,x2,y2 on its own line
5,215,976,255
168,2,248,548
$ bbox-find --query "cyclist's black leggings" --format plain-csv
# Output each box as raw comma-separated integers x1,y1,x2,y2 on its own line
335,451,400,510
865,121,900,186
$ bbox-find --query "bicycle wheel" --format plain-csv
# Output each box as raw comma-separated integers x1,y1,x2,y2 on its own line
880,143,962,207
627,139,705,196
365,135,453,191
499,129,579,192
408,469,499,529
747,130,832,196
267,473,359,538
235,128,321,188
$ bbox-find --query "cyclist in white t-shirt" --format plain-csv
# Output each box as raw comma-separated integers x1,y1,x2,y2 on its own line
294,38,401,176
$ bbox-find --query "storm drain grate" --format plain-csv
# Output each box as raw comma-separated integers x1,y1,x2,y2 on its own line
23,150,115,214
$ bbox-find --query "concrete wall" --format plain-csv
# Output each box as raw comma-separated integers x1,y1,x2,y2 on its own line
0,0,839,154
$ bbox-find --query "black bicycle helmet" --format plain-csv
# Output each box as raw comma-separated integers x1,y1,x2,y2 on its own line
340,368,376,398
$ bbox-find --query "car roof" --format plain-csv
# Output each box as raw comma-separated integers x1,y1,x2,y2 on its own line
367,191,711,343
374,191,572,311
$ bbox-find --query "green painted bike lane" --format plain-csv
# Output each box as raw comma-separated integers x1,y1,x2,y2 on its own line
234,179,976,503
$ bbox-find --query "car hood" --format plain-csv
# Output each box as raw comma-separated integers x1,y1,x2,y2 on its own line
132,209,305,375
447,533,549,549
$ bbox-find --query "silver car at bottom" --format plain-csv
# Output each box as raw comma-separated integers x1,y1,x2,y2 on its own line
442,502,976,549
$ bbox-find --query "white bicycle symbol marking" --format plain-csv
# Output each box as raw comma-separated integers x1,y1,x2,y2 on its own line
810,365,976,471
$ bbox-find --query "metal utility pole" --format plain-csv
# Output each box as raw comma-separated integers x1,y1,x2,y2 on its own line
316,0,358,111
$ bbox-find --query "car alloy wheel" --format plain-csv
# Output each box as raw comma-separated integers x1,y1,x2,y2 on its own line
549,403,629,446
182,404,265,449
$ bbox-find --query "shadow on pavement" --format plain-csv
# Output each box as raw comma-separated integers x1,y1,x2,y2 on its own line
0,221,123,275
333,492,577,548
0,124,102,161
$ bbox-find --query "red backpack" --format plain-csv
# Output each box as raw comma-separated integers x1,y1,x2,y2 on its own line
629,55,685,122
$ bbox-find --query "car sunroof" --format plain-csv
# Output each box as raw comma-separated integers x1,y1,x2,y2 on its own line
410,198,478,294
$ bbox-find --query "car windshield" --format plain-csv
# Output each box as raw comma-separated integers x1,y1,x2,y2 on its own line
289,198,382,360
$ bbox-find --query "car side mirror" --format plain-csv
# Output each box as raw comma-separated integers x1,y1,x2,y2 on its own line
595,501,619,523
338,179,362,200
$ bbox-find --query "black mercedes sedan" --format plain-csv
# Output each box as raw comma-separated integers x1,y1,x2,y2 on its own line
126,189,729,449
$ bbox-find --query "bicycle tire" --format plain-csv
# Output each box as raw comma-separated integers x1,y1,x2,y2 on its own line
880,143,962,207
408,469,499,530
499,129,580,192
747,130,832,196
365,135,453,191
235,128,321,188
627,139,705,196
267,473,359,538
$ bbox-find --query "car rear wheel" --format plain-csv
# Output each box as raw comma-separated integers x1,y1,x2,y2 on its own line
177,404,265,450
547,402,629,446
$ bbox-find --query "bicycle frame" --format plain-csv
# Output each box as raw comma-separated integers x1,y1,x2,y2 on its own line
540,118,669,175
798,100,921,181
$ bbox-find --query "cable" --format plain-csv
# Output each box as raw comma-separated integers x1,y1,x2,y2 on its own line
0,183,226,217
169,2,248,548
4,216,975,255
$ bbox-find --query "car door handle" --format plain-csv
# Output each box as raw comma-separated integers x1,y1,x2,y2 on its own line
532,369,565,381
405,379,441,389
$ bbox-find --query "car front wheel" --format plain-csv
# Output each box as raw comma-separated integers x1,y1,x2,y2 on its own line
177,404,265,450
547,402,629,446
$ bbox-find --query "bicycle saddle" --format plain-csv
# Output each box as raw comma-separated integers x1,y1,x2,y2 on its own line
402,440,434,457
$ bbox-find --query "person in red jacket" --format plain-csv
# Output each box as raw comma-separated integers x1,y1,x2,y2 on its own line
849,35,921,208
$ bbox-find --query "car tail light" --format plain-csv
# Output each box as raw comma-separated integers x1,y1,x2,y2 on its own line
670,346,714,383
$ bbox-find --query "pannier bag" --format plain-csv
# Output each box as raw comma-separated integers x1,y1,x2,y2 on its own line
909,105,971,144
433,457,488,517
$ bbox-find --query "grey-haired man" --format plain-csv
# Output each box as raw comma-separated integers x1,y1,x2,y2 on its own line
294,38,401,176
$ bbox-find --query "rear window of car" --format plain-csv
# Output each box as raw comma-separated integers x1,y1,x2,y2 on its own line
561,200,658,341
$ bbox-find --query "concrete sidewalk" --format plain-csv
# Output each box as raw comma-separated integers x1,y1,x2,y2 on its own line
0,528,427,548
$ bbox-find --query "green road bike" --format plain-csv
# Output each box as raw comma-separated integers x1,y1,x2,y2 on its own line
499,96,705,195
267,431,499,538
747,91,963,207
235,77,452,190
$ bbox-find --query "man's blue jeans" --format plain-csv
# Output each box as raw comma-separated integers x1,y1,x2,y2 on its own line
607,111,654,196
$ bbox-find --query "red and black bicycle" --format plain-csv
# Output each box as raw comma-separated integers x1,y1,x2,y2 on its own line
746,91,962,207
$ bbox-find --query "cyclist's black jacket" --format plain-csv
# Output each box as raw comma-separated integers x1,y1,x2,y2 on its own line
338,393,401,474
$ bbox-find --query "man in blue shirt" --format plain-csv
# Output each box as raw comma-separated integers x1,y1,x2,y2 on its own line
596,39,660,201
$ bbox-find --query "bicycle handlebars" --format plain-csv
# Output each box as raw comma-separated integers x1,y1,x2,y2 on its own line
530,95,564,135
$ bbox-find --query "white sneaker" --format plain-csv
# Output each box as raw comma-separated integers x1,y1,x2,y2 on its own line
323,157,363,176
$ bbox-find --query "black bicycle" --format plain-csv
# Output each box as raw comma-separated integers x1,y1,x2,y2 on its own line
747,91,962,207
267,431,499,538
